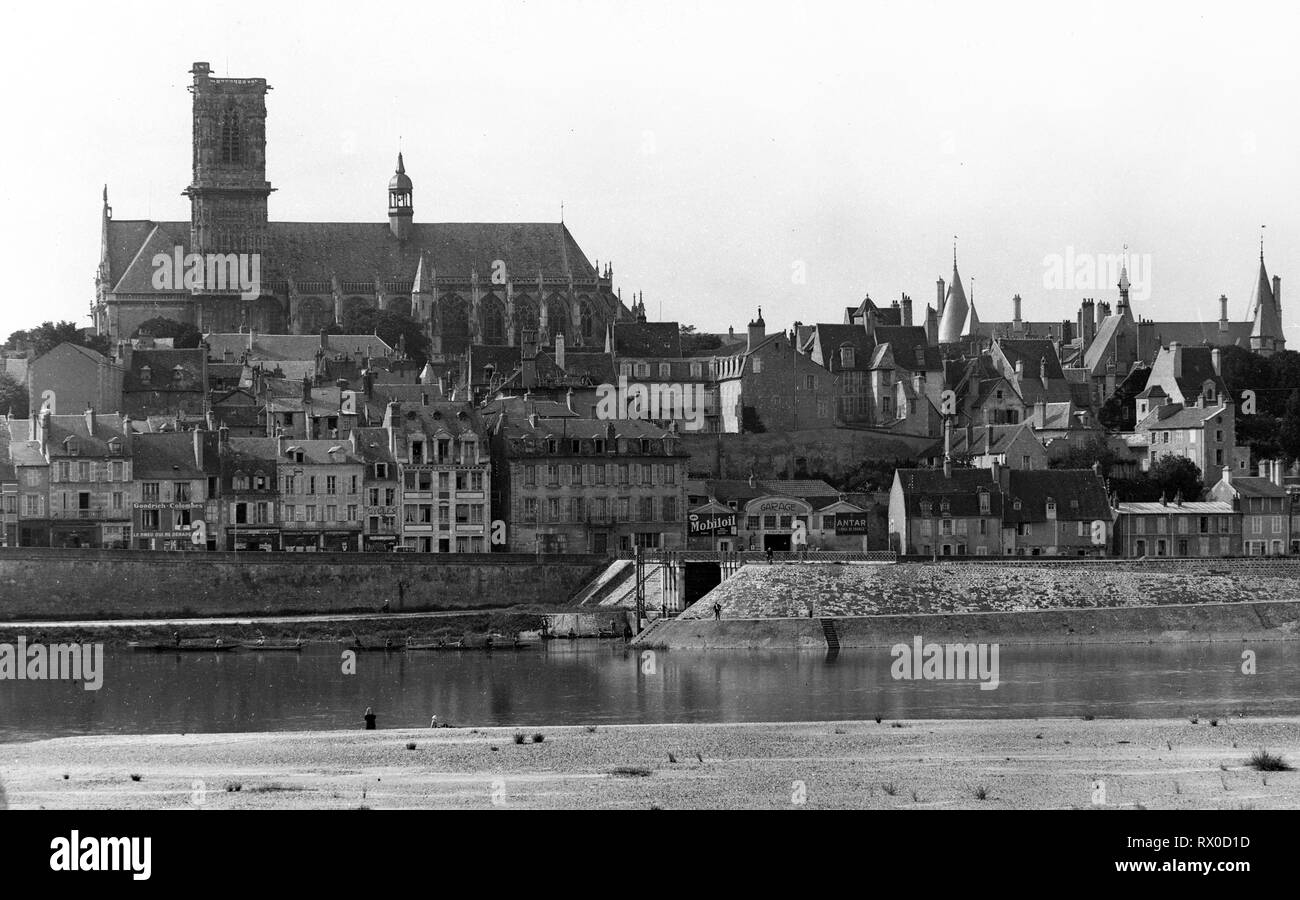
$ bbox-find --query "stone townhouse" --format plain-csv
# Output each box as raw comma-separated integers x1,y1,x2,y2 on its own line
273,437,367,551
1134,343,1236,484
1208,461,1290,556
999,468,1112,556
218,432,280,550
1112,498,1240,558
888,461,1110,557
888,465,1004,557
131,430,221,550
383,401,491,553
38,408,135,549
349,426,402,551
716,312,841,434
492,414,687,554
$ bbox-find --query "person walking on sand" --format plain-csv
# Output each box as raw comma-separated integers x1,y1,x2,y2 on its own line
364,707,376,730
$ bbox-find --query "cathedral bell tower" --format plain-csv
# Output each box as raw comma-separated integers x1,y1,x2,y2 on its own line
389,153,413,241
183,61,274,256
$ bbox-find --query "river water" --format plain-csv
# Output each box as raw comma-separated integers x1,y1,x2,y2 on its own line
1,641,1298,742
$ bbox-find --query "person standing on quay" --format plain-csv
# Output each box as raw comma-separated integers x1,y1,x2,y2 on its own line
364,707,377,730
713,601,722,621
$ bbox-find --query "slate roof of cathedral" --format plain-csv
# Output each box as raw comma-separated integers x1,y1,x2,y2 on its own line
105,221,605,294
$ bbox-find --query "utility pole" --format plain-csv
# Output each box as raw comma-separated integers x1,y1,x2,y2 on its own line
634,544,646,629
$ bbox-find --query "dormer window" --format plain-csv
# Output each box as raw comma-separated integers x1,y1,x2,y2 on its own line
840,345,855,368
1046,498,1057,517
253,471,268,490
64,436,79,456
915,348,926,367
139,365,152,385
978,489,990,514
375,463,388,479
107,437,122,456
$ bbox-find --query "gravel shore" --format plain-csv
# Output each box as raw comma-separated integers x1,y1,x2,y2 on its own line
2,717,1297,809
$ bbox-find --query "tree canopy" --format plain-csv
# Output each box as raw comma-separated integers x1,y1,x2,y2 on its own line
4,321,111,359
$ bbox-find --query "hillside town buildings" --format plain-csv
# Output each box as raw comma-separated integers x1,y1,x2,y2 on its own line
3,63,1296,563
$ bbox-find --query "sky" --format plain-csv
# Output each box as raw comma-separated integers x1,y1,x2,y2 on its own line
1,0,1296,344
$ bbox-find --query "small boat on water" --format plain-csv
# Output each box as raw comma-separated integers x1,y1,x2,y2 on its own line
243,641,304,652
405,641,465,651
128,641,238,653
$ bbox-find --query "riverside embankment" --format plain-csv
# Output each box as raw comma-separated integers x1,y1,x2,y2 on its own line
638,560,1300,648
0,549,604,620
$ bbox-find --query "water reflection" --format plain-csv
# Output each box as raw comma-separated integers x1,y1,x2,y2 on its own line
0,641,1297,742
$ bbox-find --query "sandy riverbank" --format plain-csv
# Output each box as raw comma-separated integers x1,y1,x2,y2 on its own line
2,717,1297,809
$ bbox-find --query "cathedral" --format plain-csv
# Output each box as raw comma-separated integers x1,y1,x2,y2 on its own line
94,62,631,362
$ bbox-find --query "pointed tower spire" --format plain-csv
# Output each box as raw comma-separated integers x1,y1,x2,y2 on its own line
938,240,969,344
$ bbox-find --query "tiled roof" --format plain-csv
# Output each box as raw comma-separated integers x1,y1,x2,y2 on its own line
1002,469,1110,523
612,322,682,358
107,221,603,293
204,333,392,362
9,440,46,467
946,423,1036,456
1153,321,1253,348
1117,500,1234,514
349,427,398,466
131,431,219,477
871,326,941,371
480,396,577,419
123,349,205,393
1214,474,1286,499
44,413,130,458
273,438,363,465
895,468,1001,517
805,324,873,372
1136,403,1226,431
497,416,679,443
1147,345,1229,404
757,479,841,497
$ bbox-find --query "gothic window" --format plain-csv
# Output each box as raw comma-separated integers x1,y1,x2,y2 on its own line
482,296,506,345
548,297,569,342
220,107,243,164
580,298,596,344
513,297,538,342
441,295,470,352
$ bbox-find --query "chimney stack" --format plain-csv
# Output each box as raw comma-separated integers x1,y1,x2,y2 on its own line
747,308,766,352
1211,347,1222,375
554,333,566,371
925,305,939,346
84,406,96,438
1169,341,1183,378
1013,294,1022,323
936,278,946,316
901,294,913,326
1219,294,1229,332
